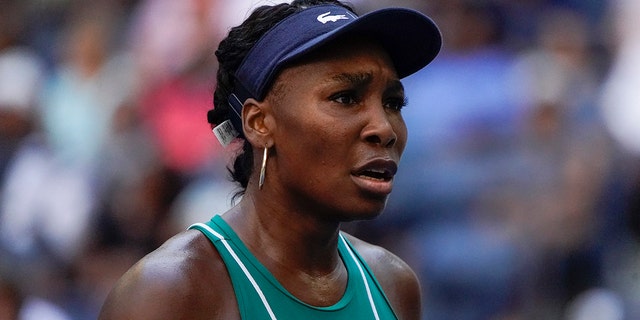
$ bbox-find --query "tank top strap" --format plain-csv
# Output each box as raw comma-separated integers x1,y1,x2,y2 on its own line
189,218,278,319
338,234,399,320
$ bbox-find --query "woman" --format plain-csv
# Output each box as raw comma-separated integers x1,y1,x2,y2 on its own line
99,0,441,319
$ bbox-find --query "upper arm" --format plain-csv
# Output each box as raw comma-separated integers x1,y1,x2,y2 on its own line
99,250,208,320
99,231,236,320
376,252,422,320
98,259,186,320
346,235,422,320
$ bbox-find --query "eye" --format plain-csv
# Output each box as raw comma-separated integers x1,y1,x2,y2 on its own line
384,96,408,111
330,91,359,105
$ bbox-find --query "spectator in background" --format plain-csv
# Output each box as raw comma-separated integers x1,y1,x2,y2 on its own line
126,0,227,178
39,2,136,169
0,44,44,181
601,0,640,157
508,6,616,318
0,1,44,181
599,0,640,317
125,0,237,233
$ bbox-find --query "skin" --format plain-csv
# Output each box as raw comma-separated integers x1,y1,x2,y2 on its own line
99,37,422,320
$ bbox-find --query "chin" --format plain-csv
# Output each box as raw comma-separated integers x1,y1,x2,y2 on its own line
337,201,388,222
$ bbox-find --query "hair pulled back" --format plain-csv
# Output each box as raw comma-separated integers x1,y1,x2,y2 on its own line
210,0,355,194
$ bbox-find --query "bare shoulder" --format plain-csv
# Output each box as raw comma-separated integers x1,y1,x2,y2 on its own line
343,233,422,320
98,229,238,320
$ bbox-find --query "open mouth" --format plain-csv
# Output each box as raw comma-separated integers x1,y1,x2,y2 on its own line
355,169,393,182
351,159,398,196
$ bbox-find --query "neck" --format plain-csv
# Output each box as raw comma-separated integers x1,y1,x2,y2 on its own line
223,191,343,275
222,185,351,307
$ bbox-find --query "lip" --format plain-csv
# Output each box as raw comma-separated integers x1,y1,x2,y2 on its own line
350,158,398,196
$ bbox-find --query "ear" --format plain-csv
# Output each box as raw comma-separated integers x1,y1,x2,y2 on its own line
242,98,275,148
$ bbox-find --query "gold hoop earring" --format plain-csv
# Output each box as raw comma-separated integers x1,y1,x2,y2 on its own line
259,146,268,190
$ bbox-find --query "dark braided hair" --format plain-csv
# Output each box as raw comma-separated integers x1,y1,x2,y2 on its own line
210,0,355,195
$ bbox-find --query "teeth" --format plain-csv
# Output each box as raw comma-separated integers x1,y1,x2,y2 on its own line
358,174,385,181
357,169,388,181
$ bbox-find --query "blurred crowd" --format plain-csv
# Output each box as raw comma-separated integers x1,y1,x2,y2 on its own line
0,0,638,319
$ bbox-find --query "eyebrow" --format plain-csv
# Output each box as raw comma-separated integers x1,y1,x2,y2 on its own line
329,72,405,94
330,72,373,88
386,79,405,96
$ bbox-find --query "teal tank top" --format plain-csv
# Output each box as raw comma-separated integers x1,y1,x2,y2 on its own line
189,215,398,320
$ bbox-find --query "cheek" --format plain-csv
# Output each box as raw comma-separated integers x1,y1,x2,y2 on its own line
281,120,354,188
276,102,350,152
300,121,350,161
393,116,408,152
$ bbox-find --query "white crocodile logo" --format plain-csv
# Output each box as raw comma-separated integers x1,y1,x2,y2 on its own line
317,12,349,24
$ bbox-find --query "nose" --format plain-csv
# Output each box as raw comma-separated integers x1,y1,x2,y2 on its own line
361,106,398,148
